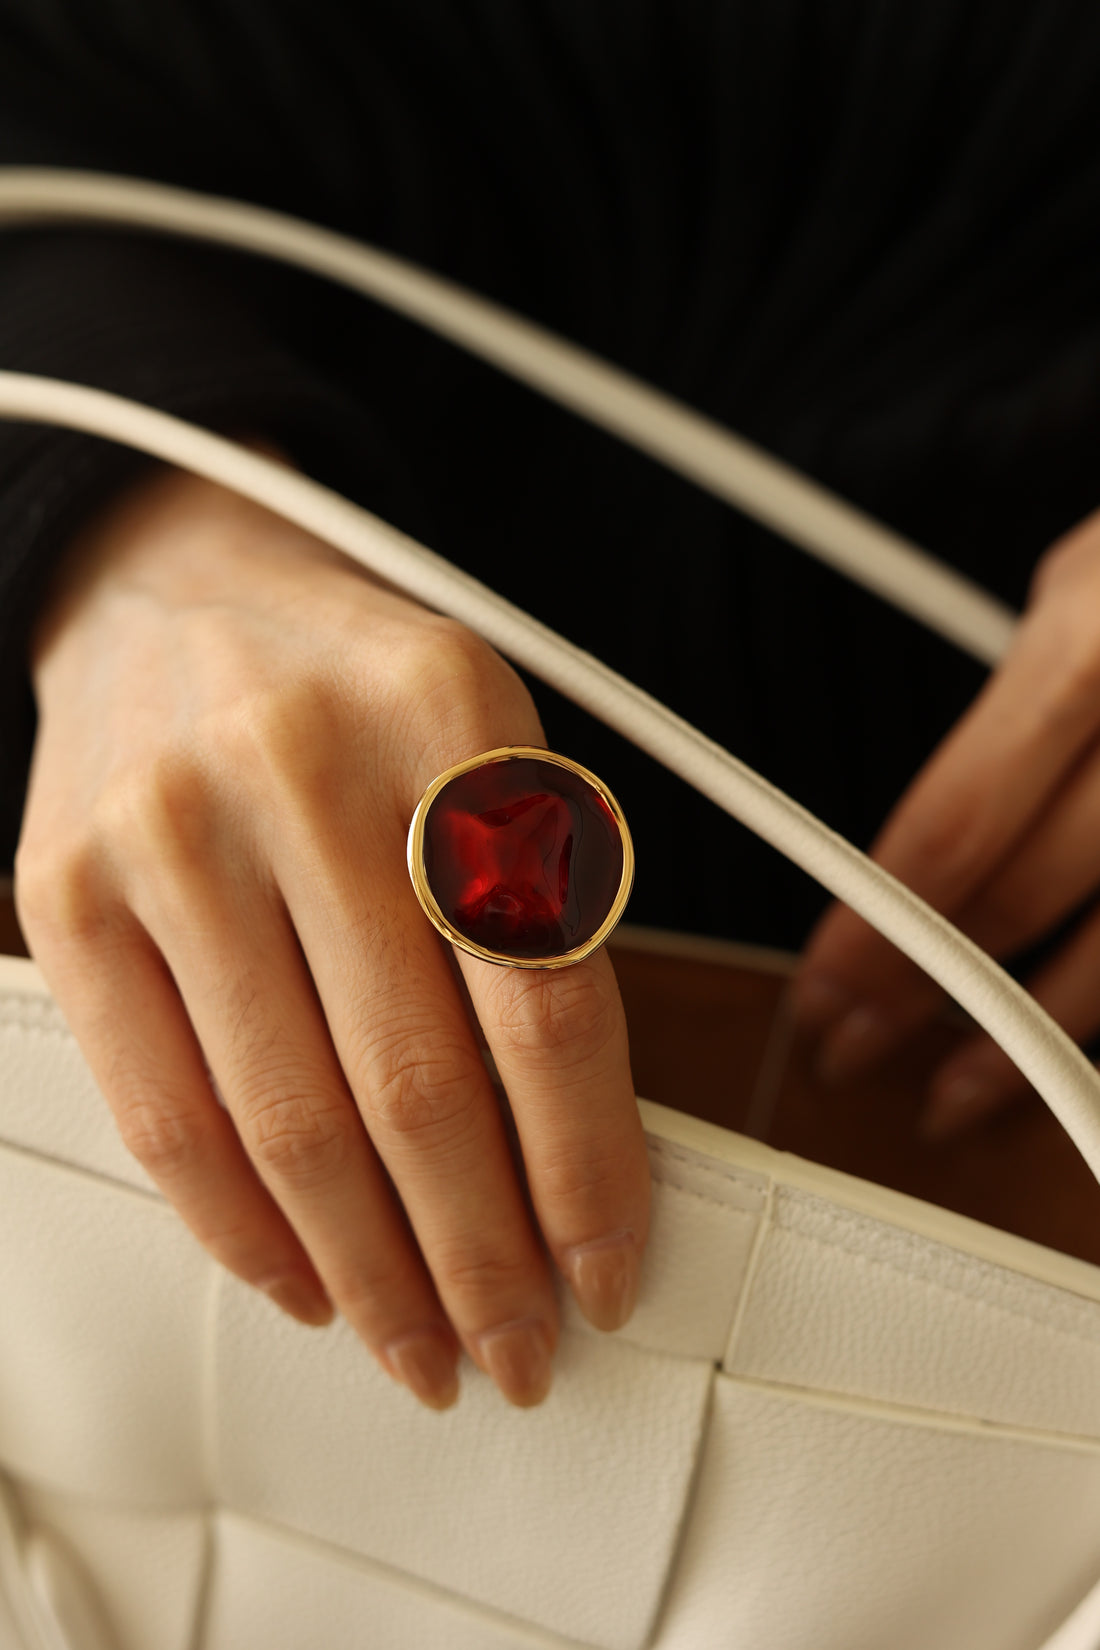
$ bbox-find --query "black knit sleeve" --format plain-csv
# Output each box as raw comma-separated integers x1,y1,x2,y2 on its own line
0,8,420,868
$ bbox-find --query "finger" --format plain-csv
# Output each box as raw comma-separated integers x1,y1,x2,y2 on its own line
137,879,465,1411
921,902,1100,1141
281,853,562,1409
27,914,333,1328
794,607,1100,1068
462,947,650,1334
949,749,1100,963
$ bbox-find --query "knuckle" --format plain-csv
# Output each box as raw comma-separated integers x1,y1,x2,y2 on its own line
14,833,105,942
368,1035,484,1148
225,679,366,835
231,678,339,777
536,1147,632,1208
245,1094,356,1188
20,751,223,939
330,1256,432,1335
433,1237,534,1300
399,622,536,754
105,753,216,878
116,1097,212,1183
486,964,623,1069
410,620,501,690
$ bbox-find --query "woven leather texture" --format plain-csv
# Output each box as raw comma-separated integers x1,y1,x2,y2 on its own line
6,954,1100,1649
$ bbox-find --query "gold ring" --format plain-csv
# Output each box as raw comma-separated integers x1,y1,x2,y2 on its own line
407,746,634,969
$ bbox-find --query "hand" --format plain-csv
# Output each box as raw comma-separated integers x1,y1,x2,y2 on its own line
16,459,649,1409
792,505,1100,1140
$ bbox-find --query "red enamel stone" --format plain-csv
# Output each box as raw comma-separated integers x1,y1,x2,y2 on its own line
422,756,626,960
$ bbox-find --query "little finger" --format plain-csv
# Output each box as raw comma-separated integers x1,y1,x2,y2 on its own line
138,886,464,1409
27,918,333,1326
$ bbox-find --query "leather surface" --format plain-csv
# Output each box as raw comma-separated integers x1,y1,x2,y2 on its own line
201,1514,568,1650
0,1151,210,1504
0,1592,21,1650
0,982,152,1195
657,1379,1100,1650
7,953,1100,1648
213,1281,710,1648
729,1182,1100,1435
13,1488,204,1650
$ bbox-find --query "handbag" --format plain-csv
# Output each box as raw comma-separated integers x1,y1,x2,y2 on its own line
4,171,1100,1650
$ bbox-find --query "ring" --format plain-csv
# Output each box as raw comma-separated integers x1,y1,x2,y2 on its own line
407,746,635,968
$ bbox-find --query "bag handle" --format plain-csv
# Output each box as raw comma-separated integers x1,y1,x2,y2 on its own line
0,168,1015,666
2,170,1099,1187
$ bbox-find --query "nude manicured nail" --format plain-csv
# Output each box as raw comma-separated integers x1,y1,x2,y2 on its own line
385,1330,461,1410
475,1318,553,1407
563,1230,639,1332
816,1005,895,1087
262,1274,335,1328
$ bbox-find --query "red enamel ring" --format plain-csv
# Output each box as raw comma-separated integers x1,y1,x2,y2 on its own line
407,746,635,968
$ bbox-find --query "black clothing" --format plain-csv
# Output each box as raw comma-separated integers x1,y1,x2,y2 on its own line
3,1,1100,946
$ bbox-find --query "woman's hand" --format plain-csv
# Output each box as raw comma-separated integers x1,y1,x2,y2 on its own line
793,505,1100,1140
16,460,649,1409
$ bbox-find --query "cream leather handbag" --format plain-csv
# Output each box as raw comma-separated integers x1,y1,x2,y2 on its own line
3,171,1100,1650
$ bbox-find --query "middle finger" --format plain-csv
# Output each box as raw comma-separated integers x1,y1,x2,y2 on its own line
138,878,465,1408
283,845,564,1408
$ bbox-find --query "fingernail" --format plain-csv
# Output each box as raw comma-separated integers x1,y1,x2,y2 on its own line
562,1230,639,1332
816,1005,895,1087
262,1274,335,1328
384,1329,461,1411
789,974,852,1042
475,1317,554,1408
920,1074,1000,1144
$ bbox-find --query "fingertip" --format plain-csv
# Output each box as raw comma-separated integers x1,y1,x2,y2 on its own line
474,1317,555,1408
383,1328,463,1410
561,1228,639,1332
261,1272,336,1328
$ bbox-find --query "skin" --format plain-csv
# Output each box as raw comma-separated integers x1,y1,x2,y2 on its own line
794,505,1100,1140
16,458,650,1411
